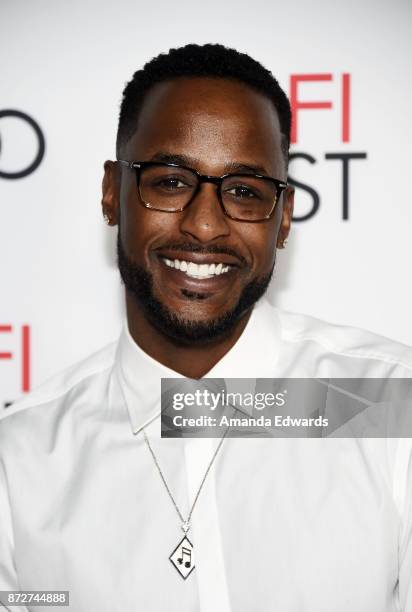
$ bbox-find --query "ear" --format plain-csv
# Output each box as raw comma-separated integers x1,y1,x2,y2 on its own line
101,160,120,226
276,186,294,249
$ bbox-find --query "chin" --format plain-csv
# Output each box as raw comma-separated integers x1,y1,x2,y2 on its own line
117,234,273,345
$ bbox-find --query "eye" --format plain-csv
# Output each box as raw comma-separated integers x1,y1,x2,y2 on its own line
225,185,260,199
155,177,190,190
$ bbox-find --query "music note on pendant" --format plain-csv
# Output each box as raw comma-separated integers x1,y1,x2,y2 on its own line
169,536,195,579
178,546,192,568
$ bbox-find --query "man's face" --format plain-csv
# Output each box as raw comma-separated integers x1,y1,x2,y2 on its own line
104,77,293,343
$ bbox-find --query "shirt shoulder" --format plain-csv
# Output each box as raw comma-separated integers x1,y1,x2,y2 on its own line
0,340,118,425
274,306,412,375
0,339,121,482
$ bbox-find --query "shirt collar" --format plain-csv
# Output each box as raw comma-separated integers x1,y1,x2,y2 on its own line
115,298,281,434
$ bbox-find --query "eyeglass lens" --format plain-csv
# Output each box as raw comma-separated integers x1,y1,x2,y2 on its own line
138,165,278,220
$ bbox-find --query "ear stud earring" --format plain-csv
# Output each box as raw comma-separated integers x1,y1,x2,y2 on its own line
282,238,288,248
103,213,111,225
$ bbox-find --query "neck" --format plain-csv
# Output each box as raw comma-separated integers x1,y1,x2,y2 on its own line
125,293,252,378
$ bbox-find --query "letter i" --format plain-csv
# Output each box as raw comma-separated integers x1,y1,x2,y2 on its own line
342,73,350,143
22,325,30,392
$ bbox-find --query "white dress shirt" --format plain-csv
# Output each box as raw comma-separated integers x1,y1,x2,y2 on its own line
1,298,412,612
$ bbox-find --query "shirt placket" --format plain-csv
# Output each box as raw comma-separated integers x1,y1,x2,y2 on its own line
183,437,231,612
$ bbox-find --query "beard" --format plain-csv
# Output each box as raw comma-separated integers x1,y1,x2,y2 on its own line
117,232,273,346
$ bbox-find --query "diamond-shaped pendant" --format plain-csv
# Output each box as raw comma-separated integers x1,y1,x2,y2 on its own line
169,535,195,579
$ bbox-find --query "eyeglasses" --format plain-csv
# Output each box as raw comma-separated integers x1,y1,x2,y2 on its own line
118,160,288,222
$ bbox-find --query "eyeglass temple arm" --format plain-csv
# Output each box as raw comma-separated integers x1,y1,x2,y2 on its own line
117,160,141,170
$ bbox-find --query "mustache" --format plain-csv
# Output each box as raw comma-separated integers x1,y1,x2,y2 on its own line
154,242,247,266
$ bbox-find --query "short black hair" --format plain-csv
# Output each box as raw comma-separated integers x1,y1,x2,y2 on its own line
116,43,291,164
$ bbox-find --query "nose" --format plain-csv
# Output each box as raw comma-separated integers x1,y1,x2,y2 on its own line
179,182,231,243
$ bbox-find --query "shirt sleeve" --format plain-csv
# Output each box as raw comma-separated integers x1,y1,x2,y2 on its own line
397,439,412,611
0,453,29,612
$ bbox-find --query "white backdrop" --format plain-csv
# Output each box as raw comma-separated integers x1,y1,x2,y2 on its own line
1,0,411,408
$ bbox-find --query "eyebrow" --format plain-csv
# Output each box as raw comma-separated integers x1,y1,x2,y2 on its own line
148,151,269,176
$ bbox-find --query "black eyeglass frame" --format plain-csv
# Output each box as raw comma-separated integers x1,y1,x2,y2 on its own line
118,159,288,222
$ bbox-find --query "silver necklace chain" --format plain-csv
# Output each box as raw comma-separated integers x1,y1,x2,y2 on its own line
142,427,229,533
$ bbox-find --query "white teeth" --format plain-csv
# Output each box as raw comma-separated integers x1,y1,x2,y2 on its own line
162,258,232,278
188,262,197,275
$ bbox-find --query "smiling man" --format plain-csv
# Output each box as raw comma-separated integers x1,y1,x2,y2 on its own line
1,44,412,612
103,63,293,378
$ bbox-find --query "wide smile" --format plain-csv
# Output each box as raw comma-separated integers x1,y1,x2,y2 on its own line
161,257,233,280
153,250,243,296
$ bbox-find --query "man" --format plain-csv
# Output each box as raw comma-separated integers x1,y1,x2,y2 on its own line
1,44,411,611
